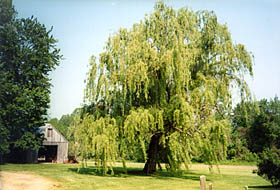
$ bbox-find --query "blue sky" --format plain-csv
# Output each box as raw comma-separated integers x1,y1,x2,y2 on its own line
13,0,280,119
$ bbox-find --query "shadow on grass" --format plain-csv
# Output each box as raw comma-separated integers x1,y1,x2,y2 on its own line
68,166,201,181
248,186,279,190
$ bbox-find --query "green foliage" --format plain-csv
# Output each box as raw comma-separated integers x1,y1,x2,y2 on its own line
248,98,280,153
0,0,13,160
13,132,42,151
257,148,280,187
74,115,119,175
49,112,78,137
0,0,61,160
251,97,280,186
66,114,81,161
82,2,253,174
232,101,259,131
0,119,10,156
0,0,15,26
227,101,260,162
231,97,280,186
227,131,259,162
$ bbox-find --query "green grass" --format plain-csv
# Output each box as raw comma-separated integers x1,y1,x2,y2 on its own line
217,159,258,166
0,162,277,190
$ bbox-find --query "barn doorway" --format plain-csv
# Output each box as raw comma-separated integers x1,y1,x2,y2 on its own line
38,145,58,162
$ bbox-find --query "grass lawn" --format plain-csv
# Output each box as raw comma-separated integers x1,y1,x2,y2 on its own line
0,162,277,190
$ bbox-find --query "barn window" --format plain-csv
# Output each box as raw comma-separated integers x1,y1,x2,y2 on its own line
47,128,53,137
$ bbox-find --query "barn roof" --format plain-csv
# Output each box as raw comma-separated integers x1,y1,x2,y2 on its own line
39,123,68,143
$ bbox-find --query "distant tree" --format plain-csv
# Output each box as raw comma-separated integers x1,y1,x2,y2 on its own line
258,148,280,187
248,98,280,153
0,0,15,26
0,0,14,164
49,108,81,137
0,0,61,162
227,101,259,161
232,101,259,132
82,2,253,174
250,97,280,187
49,115,72,137
48,117,60,130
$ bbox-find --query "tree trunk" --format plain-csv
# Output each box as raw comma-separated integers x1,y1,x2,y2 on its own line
143,133,161,174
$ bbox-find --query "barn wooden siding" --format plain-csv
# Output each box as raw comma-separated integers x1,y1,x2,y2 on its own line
41,124,68,163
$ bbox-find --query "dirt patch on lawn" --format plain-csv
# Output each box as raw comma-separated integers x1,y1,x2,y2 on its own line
0,171,57,190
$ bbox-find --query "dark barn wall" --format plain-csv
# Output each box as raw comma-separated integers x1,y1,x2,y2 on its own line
4,149,38,164
0,155,4,165
25,150,38,163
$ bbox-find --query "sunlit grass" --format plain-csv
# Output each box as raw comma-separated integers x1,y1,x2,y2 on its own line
0,162,276,190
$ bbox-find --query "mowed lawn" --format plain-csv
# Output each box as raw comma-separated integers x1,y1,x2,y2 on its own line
0,162,276,190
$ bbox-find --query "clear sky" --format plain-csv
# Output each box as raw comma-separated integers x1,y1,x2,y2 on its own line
13,0,280,119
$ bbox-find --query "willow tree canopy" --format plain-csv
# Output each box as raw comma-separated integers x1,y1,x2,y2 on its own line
82,2,253,174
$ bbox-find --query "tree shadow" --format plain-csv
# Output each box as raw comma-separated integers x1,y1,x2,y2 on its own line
248,185,279,190
68,166,202,181
151,170,202,181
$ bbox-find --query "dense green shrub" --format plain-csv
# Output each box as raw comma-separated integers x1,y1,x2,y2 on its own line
257,148,280,187
251,97,280,187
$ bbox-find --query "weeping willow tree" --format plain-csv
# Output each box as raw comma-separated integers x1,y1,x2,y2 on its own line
82,2,253,174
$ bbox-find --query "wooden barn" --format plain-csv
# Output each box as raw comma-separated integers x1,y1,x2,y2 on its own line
38,124,68,163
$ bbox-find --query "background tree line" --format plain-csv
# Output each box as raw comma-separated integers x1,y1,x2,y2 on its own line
228,97,280,186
